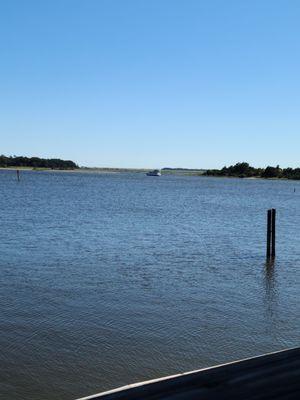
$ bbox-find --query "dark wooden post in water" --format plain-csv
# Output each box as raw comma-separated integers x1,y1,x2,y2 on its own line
266,208,276,259
271,208,276,257
266,209,272,258
16,169,20,182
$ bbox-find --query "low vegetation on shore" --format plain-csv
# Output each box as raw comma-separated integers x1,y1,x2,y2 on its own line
204,162,300,180
2,156,300,180
0,155,78,170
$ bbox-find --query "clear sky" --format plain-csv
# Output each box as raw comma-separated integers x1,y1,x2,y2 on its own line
1,0,300,168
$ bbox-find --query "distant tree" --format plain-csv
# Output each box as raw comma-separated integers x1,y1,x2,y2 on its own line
0,155,78,169
262,166,280,178
204,162,300,180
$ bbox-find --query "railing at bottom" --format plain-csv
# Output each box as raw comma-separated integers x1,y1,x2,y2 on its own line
76,347,300,400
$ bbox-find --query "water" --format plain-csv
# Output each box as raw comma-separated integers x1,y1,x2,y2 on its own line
0,170,299,400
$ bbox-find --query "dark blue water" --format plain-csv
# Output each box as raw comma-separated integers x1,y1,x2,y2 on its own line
0,170,299,400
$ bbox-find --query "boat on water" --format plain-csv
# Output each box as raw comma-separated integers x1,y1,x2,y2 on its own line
146,169,161,176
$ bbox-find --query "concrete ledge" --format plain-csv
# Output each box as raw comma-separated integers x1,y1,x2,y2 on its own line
76,347,300,400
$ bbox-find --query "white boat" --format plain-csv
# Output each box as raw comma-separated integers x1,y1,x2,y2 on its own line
146,169,161,176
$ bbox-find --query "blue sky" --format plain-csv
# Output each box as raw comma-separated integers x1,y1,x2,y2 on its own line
1,0,300,168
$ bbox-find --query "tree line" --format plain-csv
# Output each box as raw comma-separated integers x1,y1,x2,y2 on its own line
204,162,300,180
0,155,78,170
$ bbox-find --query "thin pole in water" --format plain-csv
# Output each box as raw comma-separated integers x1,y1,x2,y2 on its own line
271,208,276,258
266,208,276,259
16,169,20,182
266,209,272,259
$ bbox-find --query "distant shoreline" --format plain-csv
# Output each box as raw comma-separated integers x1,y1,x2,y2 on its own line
204,162,300,181
0,167,206,176
1,166,300,181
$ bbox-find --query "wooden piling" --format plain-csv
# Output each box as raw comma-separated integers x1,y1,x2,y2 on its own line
16,169,20,182
271,208,276,257
266,209,272,258
267,208,276,259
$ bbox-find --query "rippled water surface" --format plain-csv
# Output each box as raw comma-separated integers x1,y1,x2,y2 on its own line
0,170,299,399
